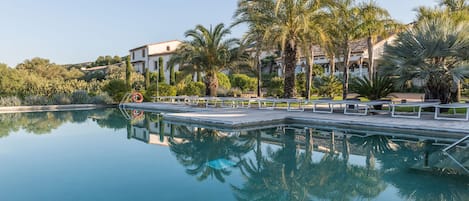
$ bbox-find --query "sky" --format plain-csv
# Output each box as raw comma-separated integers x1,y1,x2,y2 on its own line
0,0,439,67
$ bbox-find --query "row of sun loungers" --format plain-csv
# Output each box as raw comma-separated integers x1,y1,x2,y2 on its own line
152,96,469,121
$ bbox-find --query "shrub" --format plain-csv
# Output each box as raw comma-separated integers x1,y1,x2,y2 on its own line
313,76,342,98
89,93,114,104
265,77,284,97
52,93,72,105
217,72,231,90
71,90,90,104
296,72,306,97
179,82,205,96
102,79,128,102
23,95,49,105
0,96,22,106
227,88,242,97
230,74,257,92
146,83,177,97
350,76,393,100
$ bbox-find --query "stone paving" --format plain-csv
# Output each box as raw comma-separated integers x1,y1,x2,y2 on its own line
123,102,469,137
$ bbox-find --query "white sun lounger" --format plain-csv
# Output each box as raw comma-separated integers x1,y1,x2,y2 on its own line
343,100,391,115
257,98,306,111
311,100,349,113
434,103,469,121
390,102,439,118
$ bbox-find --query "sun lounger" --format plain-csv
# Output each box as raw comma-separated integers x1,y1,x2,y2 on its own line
390,102,439,118
434,103,469,121
311,100,349,113
257,98,305,111
343,100,391,115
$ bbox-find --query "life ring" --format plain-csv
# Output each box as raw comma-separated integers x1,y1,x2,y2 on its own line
132,110,144,118
131,92,144,103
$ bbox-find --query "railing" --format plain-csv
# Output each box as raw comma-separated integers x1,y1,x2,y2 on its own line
442,135,469,174
118,92,133,120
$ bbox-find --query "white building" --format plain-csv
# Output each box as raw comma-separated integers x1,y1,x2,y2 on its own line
273,34,397,78
129,40,182,84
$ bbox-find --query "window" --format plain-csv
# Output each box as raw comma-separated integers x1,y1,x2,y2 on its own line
142,49,146,57
132,52,135,60
166,46,170,51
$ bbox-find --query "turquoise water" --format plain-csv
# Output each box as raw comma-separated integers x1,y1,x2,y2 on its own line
0,109,467,201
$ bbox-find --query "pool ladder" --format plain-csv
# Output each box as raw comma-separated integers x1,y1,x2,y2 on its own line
442,135,469,174
118,93,133,120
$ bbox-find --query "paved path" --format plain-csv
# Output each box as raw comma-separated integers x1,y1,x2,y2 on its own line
123,102,469,137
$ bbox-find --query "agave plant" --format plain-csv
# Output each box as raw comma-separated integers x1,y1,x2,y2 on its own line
350,76,393,100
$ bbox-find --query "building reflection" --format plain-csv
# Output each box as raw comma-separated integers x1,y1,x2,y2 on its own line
125,111,469,201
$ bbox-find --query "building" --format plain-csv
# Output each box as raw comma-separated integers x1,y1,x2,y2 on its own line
273,34,397,78
129,40,182,84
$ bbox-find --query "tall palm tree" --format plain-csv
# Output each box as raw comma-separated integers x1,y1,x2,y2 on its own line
233,0,275,97
246,0,324,98
170,23,239,96
357,0,399,80
381,18,469,103
326,0,363,100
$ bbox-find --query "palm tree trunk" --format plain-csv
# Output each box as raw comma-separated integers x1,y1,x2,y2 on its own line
306,45,314,100
256,50,262,97
205,71,218,97
367,35,375,80
284,42,297,98
342,46,351,100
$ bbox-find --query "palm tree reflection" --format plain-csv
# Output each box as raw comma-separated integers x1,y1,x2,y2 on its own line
169,125,253,183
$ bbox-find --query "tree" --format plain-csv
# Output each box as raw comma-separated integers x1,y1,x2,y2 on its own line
357,1,399,80
325,0,363,100
263,0,326,98
170,23,239,96
125,56,133,91
233,0,275,97
158,57,165,83
144,67,150,89
381,18,469,103
169,63,176,85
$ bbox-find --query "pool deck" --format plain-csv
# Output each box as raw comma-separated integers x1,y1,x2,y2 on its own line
123,102,469,138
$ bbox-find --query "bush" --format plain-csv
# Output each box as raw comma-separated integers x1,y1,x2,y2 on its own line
23,95,49,105
265,77,284,97
179,82,205,96
52,93,72,105
350,76,393,100
89,93,114,104
230,74,257,92
313,76,342,98
102,79,128,102
296,72,306,97
0,96,22,106
217,72,231,90
71,90,90,104
227,88,242,97
146,83,177,97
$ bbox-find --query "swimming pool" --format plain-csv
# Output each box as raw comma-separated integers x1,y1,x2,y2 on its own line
0,109,467,201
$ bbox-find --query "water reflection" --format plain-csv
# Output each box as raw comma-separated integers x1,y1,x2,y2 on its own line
124,111,468,201
0,109,126,138
0,109,467,201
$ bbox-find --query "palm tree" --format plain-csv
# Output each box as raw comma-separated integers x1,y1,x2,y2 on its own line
170,23,239,96
326,0,363,100
357,0,399,80
245,0,325,98
381,18,469,103
233,0,275,97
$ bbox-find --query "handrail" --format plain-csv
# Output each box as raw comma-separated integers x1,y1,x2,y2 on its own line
442,135,469,152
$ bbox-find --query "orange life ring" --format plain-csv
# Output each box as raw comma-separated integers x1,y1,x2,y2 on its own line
132,110,144,118
131,92,144,103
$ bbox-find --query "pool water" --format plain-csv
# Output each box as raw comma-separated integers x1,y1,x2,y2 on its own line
0,109,467,201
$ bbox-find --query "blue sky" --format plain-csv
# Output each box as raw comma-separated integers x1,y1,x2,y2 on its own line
0,0,438,67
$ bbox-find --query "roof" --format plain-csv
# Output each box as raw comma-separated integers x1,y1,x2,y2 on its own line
129,40,182,52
